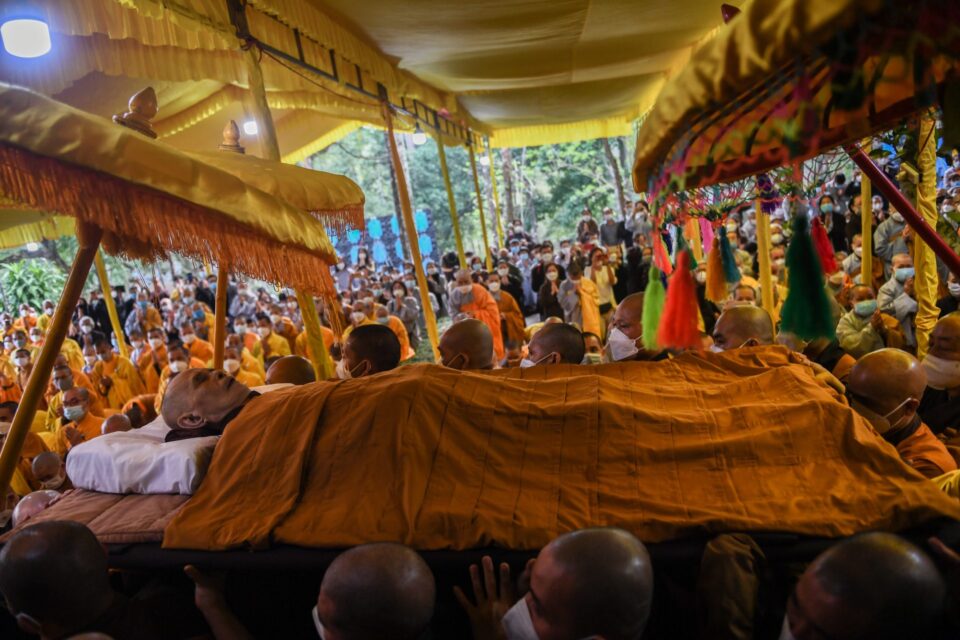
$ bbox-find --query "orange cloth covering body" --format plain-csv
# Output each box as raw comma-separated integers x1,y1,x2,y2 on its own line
165,347,960,551
460,284,505,361
494,290,527,345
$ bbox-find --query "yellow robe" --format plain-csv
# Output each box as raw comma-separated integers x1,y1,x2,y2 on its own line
45,371,105,433
234,368,264,388
137,345,167,395
295,327,335,362
54,411,103,457
578,277,602,337
260,331,292,359
92,356,145,410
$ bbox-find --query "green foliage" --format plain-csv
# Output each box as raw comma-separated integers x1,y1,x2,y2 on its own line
0,260,66,310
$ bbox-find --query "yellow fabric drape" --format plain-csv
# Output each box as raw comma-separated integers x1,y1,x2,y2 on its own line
469,144,493,272
435,134,467,269
383,105,440,361
491,116,636,149
861,138,873,285
914,112,939,359
0,210,75,250
94,251,129,360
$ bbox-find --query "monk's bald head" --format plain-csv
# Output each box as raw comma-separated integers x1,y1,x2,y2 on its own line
317,543,435,640
31,452,63,486
101,414,131,435
11,490,60,528
712,305,774,351
266,355,316,386
928,314,960,362
527,323,585,365
611,293,645,341
0,521,113,633
439,319,493,370
530,528,653,639
848,349,926,416
789,533,945,640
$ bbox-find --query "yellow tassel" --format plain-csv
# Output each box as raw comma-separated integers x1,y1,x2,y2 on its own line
706,237,728,303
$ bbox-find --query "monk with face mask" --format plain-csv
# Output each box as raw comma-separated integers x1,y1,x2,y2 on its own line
918,313,960,434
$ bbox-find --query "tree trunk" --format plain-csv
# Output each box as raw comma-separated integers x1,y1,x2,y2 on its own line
616,136,629,177
602,138,628,217
41,240,70,273
384,130,410,261
518,147,528,227
500,148,516,224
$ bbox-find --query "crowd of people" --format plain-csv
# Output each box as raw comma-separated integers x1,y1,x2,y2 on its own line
0,162,960,638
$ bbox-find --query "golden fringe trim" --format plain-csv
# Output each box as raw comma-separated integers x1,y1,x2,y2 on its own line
0,144,337,298
310,206,365,236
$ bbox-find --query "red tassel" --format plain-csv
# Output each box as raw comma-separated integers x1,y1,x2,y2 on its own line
810,216,838,274
657,250,701,350
653,232,673,276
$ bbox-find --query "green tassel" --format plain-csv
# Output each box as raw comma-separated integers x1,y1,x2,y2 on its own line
719,233,741,283
642,267,666,350
780,215,836,340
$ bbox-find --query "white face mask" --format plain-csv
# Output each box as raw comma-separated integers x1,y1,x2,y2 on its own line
182,333,196,344
546,272,558,282
235,324,248,335
40,471,65,490
777,614,796,640
922,354,960,390
607,327,639,361
458,285,472,295
489,282,501,292
853,247,862,257
14,357,28,368
63,405,86,422
84,355,97,366
169,360,188,373
498,267,509,277
270,313,282,324
891,212,904,223
695,271,707,284
393,290,404,298
950,282,960,298
131,340,144,350
223,358,241,374
502,598,539,640
336,358,366,380
541,253,553,263
80,324,94,334
257,327,271,339
148,338,164,350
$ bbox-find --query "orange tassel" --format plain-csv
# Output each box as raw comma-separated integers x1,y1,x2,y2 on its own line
705,237,727,303
657,250,701,350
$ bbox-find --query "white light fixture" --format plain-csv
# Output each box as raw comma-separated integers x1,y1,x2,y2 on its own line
412,124,427,146
479,153,490,167
242,120,258,136
25,242,39,252
0,18,51,59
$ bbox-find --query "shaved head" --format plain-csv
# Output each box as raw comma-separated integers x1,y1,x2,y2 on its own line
266,355,316,386
712,306,774,351
101,414,132,435
160,368,251,434
317,543,435,640
527,323,585,365
787,533,945,640
11,490,60,528
0,521,113,634
928,314,960,361
528,528,653,640
31,452,63,485
848,348,926,417
611,293,645,341
438,319,494,370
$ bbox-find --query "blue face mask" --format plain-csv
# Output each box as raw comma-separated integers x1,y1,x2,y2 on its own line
895,267,915,283
192,309,205,321
820,203,834,214
854,299,878,317
138,301,148,311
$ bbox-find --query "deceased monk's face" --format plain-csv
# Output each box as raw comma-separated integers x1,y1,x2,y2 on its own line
161,368,251,431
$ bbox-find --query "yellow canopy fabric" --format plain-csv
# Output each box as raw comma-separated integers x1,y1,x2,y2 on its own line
631,0,960,193
0,208,75,250
0,83,337,295
0,0,746,150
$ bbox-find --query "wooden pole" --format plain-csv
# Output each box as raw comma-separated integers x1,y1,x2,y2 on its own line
242,42,335,377
296,291,334,380
0,223,101,498
860,138,873,288
435,135,467,269
469,141,493,271
383,104,441,360
94,250,128,359
212,264,229,369
755,198,775,319
914,112,939,359
486,143,504,248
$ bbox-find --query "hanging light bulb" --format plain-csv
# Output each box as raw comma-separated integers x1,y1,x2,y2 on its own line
242,120,259,136
1,18,51,59
412,124,427,146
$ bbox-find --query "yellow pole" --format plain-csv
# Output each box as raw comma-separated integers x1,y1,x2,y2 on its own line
686,218,703,263
384,104,441,360
756,198,775,319
860,138,873,288
296,291,335,380
213,264,229,369
486,142,504,248
94,250,128,359
914,111,939,358
469,141,493,271
0,223,102,498
242,43,333,376
435,135,467,269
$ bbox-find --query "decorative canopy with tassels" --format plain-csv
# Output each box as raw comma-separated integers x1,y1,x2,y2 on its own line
632,0,960,196
0,83,338,296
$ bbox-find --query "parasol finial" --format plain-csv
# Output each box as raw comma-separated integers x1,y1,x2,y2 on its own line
720,4,740,23
218,120,246,154
112,87,158,139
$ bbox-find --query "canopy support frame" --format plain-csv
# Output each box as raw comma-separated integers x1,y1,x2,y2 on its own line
94,250,128,360
213,264,229,369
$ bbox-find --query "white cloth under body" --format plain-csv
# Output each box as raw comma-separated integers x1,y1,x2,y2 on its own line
66,384,292,495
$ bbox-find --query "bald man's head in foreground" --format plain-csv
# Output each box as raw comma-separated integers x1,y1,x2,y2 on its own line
10,490,60,528
526,323,585,365
266,355,317,386
784,533,945,640
523,528,653,640
439,319,494,370
847,348,926,435
0,521,114,638
711,305,774,351
316,543,435,640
